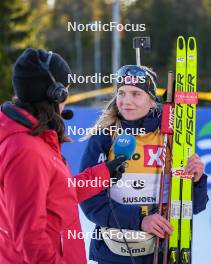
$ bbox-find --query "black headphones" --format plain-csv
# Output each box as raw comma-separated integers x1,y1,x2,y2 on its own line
39,51,69,103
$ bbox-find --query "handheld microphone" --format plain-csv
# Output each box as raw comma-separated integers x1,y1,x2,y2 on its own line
113,133,137,160
106,134,136,181
61,109,74,120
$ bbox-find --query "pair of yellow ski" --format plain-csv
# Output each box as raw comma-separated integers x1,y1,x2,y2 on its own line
168,36,197,264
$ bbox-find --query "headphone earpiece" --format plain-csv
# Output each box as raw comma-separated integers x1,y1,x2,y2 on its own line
39,51,69,103
46,82,68,103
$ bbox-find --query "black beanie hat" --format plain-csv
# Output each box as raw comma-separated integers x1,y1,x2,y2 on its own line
12,48,71,103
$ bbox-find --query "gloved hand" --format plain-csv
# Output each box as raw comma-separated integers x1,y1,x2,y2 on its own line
105,156,127,185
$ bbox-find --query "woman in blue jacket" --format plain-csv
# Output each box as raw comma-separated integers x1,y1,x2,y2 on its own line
80,65,208,264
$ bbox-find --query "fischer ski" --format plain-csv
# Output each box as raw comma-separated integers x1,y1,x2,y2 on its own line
168,36,197,264
168,35,186,264
180,37,197,264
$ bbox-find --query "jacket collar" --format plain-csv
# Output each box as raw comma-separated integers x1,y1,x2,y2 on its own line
121,106,161,133
0,102,61,153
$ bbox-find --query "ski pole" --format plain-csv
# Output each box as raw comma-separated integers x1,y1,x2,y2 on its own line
153,71,174,264
162,130,173,264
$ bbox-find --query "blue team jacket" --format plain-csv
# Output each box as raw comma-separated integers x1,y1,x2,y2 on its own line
80,111,208,264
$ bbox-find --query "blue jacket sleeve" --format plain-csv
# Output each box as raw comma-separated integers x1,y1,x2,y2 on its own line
79,134,143,231
80,190,143,230
193,173,209,214
79,134,112,170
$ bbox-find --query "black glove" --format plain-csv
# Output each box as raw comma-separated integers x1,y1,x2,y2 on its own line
105,156,127,185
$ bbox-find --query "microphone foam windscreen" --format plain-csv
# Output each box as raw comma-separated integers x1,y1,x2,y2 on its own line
113,134,136,160
61,109,74,120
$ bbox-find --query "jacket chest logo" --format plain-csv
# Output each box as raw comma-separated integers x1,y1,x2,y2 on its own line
144,145,163,167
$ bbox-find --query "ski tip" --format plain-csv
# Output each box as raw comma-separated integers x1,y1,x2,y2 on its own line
188,37,197,52
177,36,186,51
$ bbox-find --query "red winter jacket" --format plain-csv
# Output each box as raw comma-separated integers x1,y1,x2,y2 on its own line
0,105,110,264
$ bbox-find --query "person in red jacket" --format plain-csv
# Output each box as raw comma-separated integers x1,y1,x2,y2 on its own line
0,48,125,264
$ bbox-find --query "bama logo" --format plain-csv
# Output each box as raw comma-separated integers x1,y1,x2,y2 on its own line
121,247,145,254
144,145,162,167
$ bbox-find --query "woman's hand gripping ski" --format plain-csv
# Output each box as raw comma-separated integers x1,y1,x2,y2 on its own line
141,153,204,238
